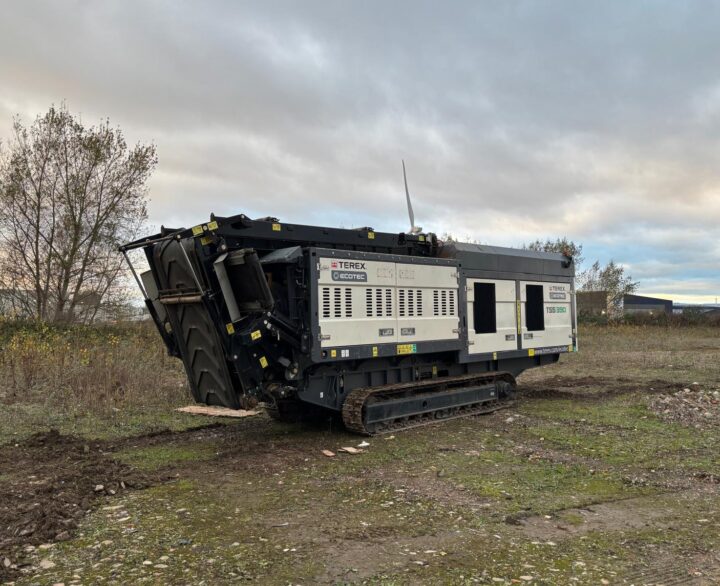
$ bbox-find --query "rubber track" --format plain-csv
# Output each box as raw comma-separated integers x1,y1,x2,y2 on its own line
342,372,516,435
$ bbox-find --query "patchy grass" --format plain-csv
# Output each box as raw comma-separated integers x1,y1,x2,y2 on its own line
113,442,222,471
521,323,720,385
0,402,234,445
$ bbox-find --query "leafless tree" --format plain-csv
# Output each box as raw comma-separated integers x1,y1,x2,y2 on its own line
579,260,638,316
0,105,157,323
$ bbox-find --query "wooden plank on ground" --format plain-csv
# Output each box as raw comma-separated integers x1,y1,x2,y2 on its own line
176,405,260,418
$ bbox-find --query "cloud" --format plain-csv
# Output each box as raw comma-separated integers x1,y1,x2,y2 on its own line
1,0,719,301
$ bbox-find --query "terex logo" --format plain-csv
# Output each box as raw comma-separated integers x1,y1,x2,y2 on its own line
331,261,338,268
335,261,366,270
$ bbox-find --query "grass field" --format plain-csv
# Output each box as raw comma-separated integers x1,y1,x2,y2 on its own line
1,323,719,585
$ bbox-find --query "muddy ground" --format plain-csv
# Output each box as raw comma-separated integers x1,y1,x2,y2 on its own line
1,326,719,585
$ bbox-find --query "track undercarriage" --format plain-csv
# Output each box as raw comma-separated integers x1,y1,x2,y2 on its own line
264,373,516,434
341,372,516,435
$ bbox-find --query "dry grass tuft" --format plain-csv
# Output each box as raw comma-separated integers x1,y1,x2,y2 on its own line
0,319,187,415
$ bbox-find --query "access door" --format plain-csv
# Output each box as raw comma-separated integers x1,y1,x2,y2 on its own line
467,278,518,353
519,281,573,349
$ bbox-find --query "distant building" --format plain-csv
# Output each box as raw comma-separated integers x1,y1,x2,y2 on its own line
622,294,673,315
577,291,674,316
577,290,609,316
673,303,720,316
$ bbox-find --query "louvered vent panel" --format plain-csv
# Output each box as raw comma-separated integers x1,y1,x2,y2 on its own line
322,287,331,318
334,288,342,318
344,288,352,318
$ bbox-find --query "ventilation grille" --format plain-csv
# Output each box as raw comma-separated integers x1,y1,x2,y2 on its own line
322,287,330,318
398,289,425,317
345,288,352,317
325,285,455,319
365,288,393,317
433,289,456,316
323,286,353,318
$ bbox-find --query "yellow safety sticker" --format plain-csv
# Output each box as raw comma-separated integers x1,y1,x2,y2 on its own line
207,220,218,231
528,349,535,357
251,330,262,341
272,223,282,231
432,365,438,376
330,349,337,358
567,344,573,352
516,300,521,333
200,236,212,245
259,356,268,368
226,323,235,335
397,343,417,355
368,231,375,239
418,235,425,242
192,225,204,236
493,352,497,360
372,346,378,357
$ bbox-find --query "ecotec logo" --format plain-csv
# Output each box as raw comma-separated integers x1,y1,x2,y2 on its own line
331,260,366,270
332,270,367,282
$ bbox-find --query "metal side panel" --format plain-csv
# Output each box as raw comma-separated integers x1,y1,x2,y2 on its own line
466,278,518,353
152,239,240,409
519,280,573,349
316,256,460,348
317,258,397,348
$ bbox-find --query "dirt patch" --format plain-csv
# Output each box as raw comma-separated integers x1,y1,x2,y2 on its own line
621,549,720,585
368,468,494,512
514,488,714,541
510,443,604,468
316,533,460,584
0,430,162,581
649,385,720,429
519,375,688,402
0,416,327,579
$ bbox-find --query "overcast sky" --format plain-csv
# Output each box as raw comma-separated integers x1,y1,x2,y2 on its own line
1,1,719,302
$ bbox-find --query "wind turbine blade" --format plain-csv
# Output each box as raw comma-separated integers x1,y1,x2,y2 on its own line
402,159,415,230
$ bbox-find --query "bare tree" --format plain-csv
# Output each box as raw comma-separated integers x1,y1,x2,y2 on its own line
0,105,157,323
579,260,638,316
523,238,639,317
